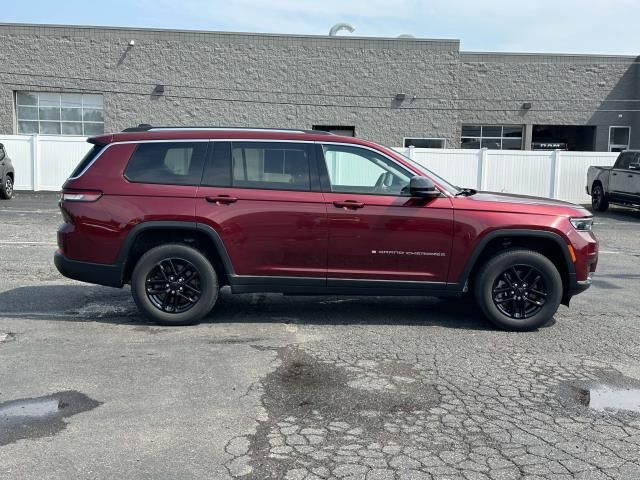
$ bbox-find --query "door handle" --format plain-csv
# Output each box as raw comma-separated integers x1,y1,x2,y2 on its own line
333,200,365,210
612,173,617,176
206,195,238,205
629,174,634,178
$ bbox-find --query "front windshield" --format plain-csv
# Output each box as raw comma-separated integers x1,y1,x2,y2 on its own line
391,149,460,195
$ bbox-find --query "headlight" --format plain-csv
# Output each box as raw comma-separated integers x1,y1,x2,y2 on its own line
570,217,593,232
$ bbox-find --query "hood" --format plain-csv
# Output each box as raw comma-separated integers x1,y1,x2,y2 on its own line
454,191,591,217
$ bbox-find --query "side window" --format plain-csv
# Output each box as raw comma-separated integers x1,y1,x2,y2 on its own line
321,144,411,195
629,153,640,170
230,142,311,191
125,142,207,185
202,142,232,187
614,152,635,170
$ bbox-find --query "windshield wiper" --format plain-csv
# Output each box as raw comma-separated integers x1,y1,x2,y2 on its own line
455,188,477,197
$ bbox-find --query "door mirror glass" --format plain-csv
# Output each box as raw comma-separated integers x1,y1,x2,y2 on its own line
409,176,439,198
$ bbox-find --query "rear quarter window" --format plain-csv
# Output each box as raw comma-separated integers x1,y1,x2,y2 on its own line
69,144,104,178
124,142,208,185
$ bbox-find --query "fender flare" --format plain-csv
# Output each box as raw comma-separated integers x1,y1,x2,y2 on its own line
115,221,236,284
454,229,576,291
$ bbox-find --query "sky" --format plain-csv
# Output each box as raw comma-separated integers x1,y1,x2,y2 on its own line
1,0,637,55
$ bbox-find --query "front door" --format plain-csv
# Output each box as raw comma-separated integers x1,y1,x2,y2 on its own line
196,141,328,284
609,151,636,200
318,143,454,289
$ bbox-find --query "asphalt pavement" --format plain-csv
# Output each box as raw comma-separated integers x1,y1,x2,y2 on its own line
1,192,639,480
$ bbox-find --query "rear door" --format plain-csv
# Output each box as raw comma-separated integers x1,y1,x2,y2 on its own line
196,141,328,284
318,143,454,288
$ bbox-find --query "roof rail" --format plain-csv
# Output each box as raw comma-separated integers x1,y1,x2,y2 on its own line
121,124,334,135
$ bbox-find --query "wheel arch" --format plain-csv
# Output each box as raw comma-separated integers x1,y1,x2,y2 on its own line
117,221,235,285
591,179,604,193
458,230,576,306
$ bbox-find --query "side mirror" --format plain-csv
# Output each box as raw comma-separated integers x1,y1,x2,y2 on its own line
409,176,440,198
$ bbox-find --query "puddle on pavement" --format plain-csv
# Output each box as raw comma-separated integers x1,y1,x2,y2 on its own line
578,386,640,413
0,391,102,446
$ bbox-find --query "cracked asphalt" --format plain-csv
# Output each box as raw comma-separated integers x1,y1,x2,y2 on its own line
1,192,639,480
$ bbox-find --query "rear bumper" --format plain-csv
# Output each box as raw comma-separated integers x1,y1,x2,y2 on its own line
54,250,123,288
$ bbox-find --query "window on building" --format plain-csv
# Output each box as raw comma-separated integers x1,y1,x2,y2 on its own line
313,125,355,137
16,92,104,136
461,125,523,150
403,138,446,149
124,142,207,185
609,126,631,152
231,142,312,191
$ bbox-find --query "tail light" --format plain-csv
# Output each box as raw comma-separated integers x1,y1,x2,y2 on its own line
61,191,102,202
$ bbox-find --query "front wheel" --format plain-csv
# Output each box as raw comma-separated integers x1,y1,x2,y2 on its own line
0,176,13,199
591,184,609,212
473,249,562,331
131,244,219,326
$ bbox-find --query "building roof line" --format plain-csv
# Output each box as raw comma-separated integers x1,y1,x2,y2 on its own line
0,22,459,45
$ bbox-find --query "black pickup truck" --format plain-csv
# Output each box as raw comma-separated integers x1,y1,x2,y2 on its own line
587,151,640,211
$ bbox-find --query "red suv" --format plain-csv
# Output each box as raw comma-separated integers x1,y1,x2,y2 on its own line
54,127,598,330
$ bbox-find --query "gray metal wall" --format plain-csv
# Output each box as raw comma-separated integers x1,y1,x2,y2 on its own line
0,23,638,150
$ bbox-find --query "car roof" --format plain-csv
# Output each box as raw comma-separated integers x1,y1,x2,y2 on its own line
90,127,376,148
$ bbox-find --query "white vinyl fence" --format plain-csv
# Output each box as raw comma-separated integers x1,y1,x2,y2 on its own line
395,147,618,204
0,135,92,191
0,135,618,204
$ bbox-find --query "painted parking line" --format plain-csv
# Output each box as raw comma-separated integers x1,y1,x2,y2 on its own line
0,209,59,214
0,241,57,245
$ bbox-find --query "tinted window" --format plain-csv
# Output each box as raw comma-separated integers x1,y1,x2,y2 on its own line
322,144,411,196
125,142,207,185
70,144,104,178
229,142,312,191
614,152,636,170
202,142,232,187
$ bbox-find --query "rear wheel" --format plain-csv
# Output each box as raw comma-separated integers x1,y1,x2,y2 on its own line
473,249,562,331
0,176,13,199
131,244,219,326
591,183,609,212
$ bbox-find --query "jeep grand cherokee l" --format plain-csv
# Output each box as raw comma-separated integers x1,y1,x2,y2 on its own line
54,126,598,331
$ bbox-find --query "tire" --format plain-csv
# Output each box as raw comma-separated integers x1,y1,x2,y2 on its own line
131,244,219,326
473,249,562,331
0,176,13,200
591,183,609,212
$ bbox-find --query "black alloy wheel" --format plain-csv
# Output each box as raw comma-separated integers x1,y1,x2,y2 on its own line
491,265,547,320
145,257,202,314
0,176,12,199
131,244,219,326
473,249,562,331
591,184,608,212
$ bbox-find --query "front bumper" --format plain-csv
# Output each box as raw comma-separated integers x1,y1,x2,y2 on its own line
572,275,593,295
54,250,123,288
